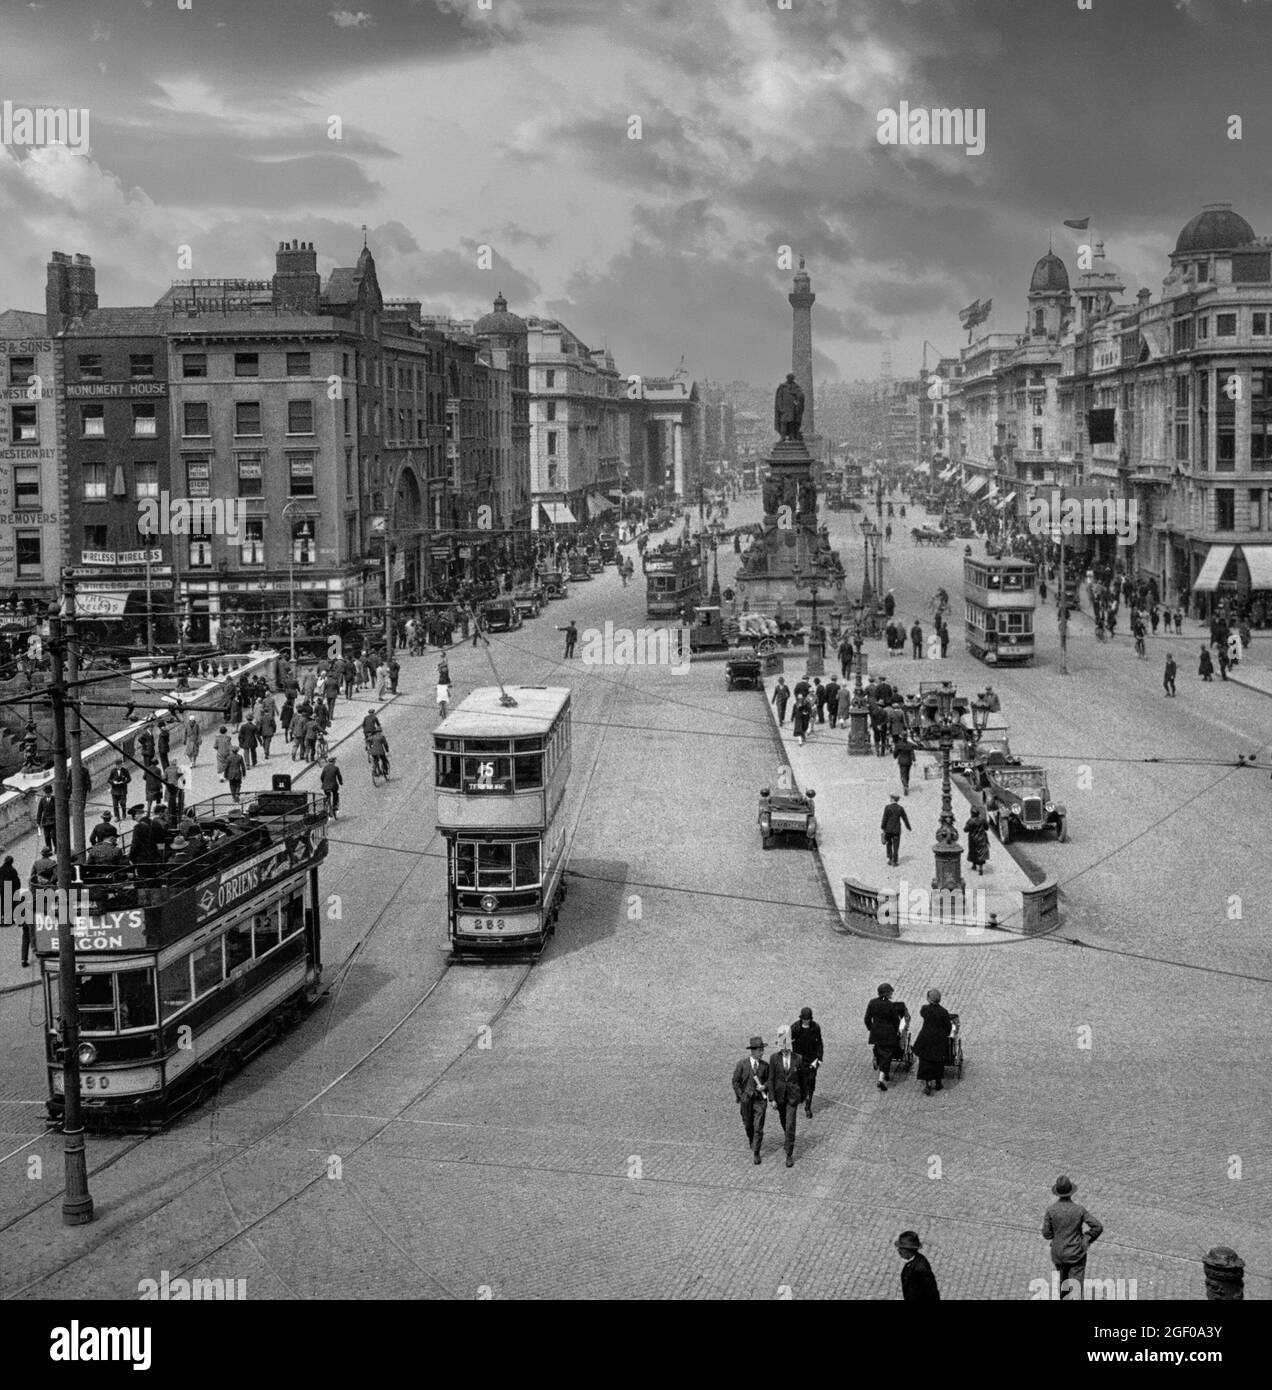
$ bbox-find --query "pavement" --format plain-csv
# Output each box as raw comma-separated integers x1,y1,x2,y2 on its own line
759,669,1036,942
0,670,403,996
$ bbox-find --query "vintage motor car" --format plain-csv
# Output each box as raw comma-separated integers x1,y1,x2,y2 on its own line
981,764,1067,843
724,647,762,690
481,597,523,632
568,553,593,581
586,551,604,574
758,785,817,849
540,566,567,599
512,583,544,618
597,533,618,563
690,605,729,653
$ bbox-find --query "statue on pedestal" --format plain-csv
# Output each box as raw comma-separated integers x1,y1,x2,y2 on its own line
774,373,805,441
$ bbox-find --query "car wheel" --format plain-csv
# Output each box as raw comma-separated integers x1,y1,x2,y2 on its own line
997,813,1012,845
761,833,774,850
806,836,817,849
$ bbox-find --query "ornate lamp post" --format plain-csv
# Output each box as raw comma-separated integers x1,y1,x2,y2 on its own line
860,520,877,635
924,680,970,893
792,558,825,675
846,612,872,755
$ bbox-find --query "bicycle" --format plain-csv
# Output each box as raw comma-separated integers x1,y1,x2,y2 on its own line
323,786,340,819
366,740,389,786
313,732,330,762
1134,632,1146,660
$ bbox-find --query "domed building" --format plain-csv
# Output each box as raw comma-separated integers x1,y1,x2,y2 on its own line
472,294,532,533
1166,202,1257,288
1026,250,1071,340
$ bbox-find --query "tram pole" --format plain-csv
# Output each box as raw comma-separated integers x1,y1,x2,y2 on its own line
1058,483,1069,676
384,537,394,658
62,579,88,856
48,600,95,1226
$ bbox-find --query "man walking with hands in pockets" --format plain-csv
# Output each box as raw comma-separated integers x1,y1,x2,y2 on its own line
731,1035,769,1164
767,1026,803,1167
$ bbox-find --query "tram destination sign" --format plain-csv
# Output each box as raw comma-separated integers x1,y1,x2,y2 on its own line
195,826,325,924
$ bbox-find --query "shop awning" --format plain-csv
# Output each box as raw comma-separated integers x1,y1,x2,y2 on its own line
540,502,577,526
994,491,1017,509
587,494,616,518
963,476,987,496
939,466,957,480
1192,544,1234,593
1240,544,1272,590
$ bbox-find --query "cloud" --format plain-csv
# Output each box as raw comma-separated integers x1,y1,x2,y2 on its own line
330,9,374,29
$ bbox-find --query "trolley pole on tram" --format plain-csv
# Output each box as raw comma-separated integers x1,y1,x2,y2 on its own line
62,580,88,856
48,600,95,1225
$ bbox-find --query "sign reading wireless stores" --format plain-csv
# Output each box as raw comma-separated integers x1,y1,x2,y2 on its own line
0,336,61,588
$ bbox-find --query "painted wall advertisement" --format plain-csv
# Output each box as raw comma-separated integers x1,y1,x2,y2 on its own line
0,338,61,587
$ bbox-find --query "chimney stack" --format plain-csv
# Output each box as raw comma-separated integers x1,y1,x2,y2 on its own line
45,250,98,334
272,238,320,313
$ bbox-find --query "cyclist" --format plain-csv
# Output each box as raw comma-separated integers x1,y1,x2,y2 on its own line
320,756,343,818
1132,619,1147,660
366,729,390,780
362,707,382,741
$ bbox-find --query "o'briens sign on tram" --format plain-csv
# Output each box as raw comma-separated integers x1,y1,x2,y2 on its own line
195,828,321,924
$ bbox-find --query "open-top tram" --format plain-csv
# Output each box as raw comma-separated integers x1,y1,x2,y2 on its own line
36,785,328,1130
434,686,572,957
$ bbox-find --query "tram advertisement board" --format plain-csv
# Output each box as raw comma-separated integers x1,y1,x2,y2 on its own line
33,903,147,953
194,826,326,925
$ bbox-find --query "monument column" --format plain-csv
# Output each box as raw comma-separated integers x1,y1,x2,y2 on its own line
673,419,684,498
789,256,815,440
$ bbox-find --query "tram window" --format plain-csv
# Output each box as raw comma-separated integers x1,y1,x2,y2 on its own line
436,753,461,789
456,842,477,887
282,893,304,939
159,957,193,1016
253,908,281,956
192,940,224,998
514,754,544,789
514,840,541,887
117,968,157,1030
477,842,514,888
225,922,253,974
462,755,512,791
76,972,117,1030
1001,572,1024,590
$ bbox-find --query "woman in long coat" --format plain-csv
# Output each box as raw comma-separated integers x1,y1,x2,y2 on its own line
964,806,990,875
864,985,908,1093
183,717,202,768
913,989,953,1096
790,694,812,745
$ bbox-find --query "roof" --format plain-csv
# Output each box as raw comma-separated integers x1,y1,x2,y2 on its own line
1029,251,1070,294
1174,202,1255,255
435,686,571,738
0,308,48,336
65,307,171,336
473,292,527,337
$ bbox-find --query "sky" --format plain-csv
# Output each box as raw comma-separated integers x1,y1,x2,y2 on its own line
2,0,1272,385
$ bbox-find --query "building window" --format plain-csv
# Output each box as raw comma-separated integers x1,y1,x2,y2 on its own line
286,351,311,377
81,404,105,438
287,452,316,496
342,353,350,377
546,431,557,457
78,354,102,380
1031,400,1042,417
1197,317,1208,341
287,399,314,434
8,355,35,385
546,400,556,421
234,352,259,377
1254,313,1271,337
1250,490,1264,531
1033,309,1044,333
83,524,108,552
182,353,207,378
236,451,263,496
183,401,210,436
1175,376,1190,409
1175,423,1190,461
13,465,40,508
83,463,107,500
129,354,155,379
241,518,265,566
185,455,211,497
134,461,159,499
1032,427,1043,450
1173,319,1194,352
292,519,316,564
1215,312,1238,338
10,405,38,443
343,398,351,436
15,531,41,578
545,369,555,388
1216,488,1235,530
188,536,212,568
132,404,157,437
235,401,262,436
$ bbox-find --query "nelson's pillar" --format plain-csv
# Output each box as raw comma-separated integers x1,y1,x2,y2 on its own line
789,256,815,440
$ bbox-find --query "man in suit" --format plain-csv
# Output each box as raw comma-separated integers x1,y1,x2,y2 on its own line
880,793,911,865
1042,1176,1103,1298
767,1027,802,1167
789,1006,824,1118
731,1036,769,1164
896,1231,940,1300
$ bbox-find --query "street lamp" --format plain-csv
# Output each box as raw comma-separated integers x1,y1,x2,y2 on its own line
846,612,872,756
922,680,970,894
860,520,878,633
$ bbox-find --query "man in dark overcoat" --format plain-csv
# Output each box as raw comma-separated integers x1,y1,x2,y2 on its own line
731,1036,769,1164
865,983,907,1092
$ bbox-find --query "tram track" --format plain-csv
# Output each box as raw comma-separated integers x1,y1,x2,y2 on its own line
2,652,631,1299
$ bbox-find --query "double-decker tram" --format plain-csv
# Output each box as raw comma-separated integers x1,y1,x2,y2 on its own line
36,785,328,1130
964,555,1037,665
643,539,706,618
434,686,571,957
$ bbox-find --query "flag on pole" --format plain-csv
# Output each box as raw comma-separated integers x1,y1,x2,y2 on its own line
1063,217,1090,230
958,299,981,327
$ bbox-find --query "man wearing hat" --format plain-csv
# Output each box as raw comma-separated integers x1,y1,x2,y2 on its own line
731,1036,769,1164
865,983,908,1092
895,1232,940,1301
766,1026,803,1167
89,810,119,846
880,793,911,866
1042,1176,1103,1298
789,1007,824,1118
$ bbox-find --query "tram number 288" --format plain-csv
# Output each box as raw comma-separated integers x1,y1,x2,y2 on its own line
466,917,507,932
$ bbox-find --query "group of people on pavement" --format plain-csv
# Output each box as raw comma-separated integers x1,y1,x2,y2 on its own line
730,1008,824,1167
